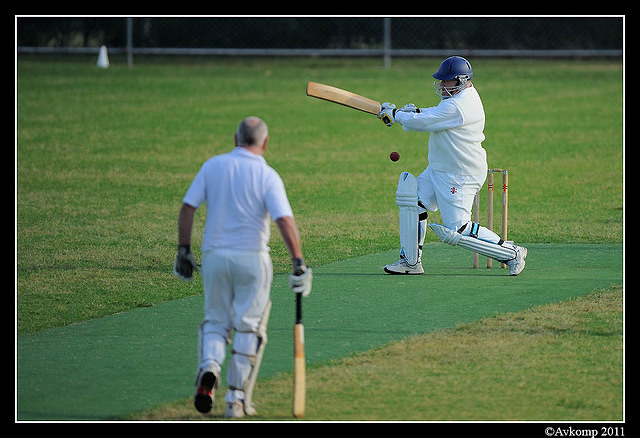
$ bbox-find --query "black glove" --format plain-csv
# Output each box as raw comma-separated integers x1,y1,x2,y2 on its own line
173,245,198,281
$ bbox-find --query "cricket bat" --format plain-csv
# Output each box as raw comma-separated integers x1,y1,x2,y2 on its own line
306,81,382,115
292,292,306,418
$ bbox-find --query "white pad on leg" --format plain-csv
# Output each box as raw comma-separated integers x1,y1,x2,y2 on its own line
198,322,228,371
243,300,271,415
227,332,258,394
429,223,516,262
396,172,419,266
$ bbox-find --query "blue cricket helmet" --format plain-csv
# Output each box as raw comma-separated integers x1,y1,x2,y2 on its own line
433,56,473,98
433,56,473,81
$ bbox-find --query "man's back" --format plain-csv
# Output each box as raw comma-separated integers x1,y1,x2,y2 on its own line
183,147,292,252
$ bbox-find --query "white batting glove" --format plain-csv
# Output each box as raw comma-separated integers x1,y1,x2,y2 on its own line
377,102,396,127
399,103,420,113
289,259,312,297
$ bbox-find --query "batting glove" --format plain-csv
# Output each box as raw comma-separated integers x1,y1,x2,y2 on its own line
399,103,420,113
289,258,313,297
377,102,396,127
173,244,198,281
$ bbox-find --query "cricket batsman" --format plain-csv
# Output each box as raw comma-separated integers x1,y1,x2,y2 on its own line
377,56,527,276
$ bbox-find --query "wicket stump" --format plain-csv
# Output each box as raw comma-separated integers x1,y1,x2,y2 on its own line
473,169,508,269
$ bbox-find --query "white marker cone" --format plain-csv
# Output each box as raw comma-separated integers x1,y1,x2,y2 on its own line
97,45,110,68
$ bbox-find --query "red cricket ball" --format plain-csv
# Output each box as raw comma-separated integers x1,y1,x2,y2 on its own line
389,151,400,162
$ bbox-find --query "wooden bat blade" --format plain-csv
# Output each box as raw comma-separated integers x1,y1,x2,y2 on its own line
292,323,306,418
306,81,381,115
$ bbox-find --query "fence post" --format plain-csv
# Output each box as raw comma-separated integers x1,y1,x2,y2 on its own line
383,18,391,69
126,17,133,68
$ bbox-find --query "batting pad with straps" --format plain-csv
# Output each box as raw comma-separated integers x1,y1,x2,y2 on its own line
396,172,420,266
429,223,516,263
242,299,271,415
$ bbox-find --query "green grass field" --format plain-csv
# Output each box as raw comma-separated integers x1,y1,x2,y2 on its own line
16,57,623,422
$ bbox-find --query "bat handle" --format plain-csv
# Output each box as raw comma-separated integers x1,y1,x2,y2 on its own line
295,292,303,323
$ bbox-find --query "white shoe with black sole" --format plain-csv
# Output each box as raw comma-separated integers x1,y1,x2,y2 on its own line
384,256,424,275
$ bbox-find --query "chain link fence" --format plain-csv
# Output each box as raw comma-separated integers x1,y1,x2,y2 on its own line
17,16,623,65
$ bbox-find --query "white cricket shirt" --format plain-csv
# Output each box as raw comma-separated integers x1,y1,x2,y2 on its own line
183,147,294,252
395,86,487,176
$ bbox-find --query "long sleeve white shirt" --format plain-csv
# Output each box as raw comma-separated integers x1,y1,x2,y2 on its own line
394,86,487,176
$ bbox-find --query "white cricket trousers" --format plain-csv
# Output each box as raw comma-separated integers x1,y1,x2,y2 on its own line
198,248,273,403
417,166,502,243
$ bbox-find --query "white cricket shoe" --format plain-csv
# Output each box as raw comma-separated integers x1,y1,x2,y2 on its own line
384,256,424,275
506,245,528,276
225,401,245,419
